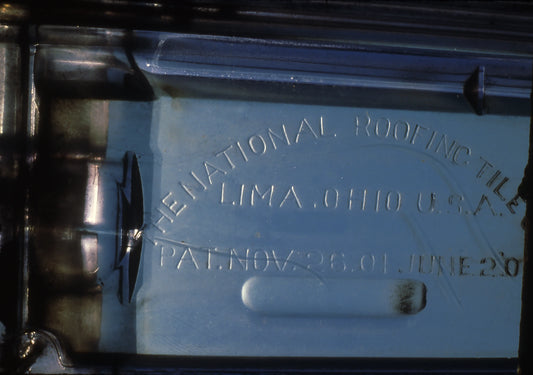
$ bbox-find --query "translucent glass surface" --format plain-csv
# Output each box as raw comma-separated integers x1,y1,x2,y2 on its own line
97,97,528,357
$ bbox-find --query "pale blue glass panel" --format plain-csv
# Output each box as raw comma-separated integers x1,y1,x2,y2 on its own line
98,97,527,357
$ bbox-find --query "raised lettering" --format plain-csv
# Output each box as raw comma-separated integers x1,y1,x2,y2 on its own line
375,117,391,138
324,188,339,209
319,116,336,137
348,188,367,210
410,124,427,145
474,194,497,216
418,255,435,274
360,254,376,272
459,256,471,276
251,185,274,207
355,113,371,136
393,120,410,141
434,134,457,159
452,146,471,165
506,193,521,214
486,170,502,188
425,129,437,150
235,141,249,162
179,171,208,200
294,118,318,144
177,248,200,270
269,250,294,271
215,145,237,169
220,182,235,205
476,157,493,178
229,248,249,270
267,125,291,149
161,192,187,217
385,191,401,212
417,192,436,213
253,250,269,271
204,161,227,184
279,186,303,208
248,134,267,155
493,177,510,201
160,246,176,267
153,211,173,233
306,251,324,271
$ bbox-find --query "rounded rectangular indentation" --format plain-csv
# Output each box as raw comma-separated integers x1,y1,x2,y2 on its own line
242,276,426,317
